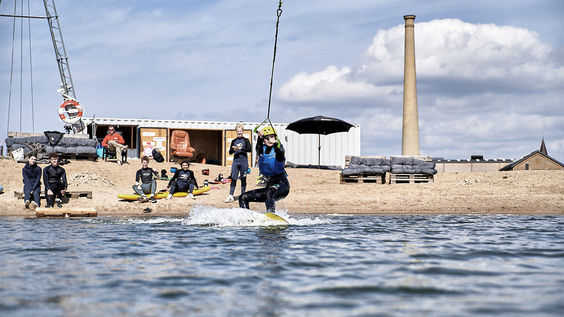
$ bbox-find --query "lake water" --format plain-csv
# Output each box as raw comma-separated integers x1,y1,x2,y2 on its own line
1,206,563,316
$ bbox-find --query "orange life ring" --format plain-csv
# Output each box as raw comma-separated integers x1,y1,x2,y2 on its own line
58,100,83,124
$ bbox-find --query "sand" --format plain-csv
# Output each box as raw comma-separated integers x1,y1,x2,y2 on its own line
0,158,563,217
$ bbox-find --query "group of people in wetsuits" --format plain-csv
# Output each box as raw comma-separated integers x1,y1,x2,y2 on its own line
131,123,290,212
19,124,289,212
21,152,68,210
131,156,199,203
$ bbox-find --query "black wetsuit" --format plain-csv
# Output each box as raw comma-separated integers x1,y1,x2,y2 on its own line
133,167,158,196
239,136,289,212
43,165,67,207
229,136,252,195
22,163,42,206
168,169,198,194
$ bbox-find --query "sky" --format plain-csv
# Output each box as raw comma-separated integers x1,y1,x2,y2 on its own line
1,0,563,161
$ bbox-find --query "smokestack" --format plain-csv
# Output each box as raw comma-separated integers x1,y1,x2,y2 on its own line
402,15,420,156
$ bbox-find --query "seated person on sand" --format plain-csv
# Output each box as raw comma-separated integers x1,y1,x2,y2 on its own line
43,153,68,208
22,155,42,210
239,126,289,213
133,156,158,203
166,161,199,200
101,126,127,165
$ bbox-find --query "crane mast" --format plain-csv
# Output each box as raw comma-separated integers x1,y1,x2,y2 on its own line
43,0,76,101
1,0,85,133
43,0,85,133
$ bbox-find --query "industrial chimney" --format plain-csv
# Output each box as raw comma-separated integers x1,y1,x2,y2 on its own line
401,15,420,156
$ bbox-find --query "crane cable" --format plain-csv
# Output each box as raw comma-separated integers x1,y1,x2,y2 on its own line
254,1,283,144
6,0,17,136
4,0,36,135
27,0,35,132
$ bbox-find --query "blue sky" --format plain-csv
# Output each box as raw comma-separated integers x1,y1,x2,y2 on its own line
1,0,563,161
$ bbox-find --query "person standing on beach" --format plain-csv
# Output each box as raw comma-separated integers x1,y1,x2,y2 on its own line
239,126,289,212
22,155,42,210
101,126,127,165
225,123,252,202
133,156,158,203
43,153,67,208
167,161,199,200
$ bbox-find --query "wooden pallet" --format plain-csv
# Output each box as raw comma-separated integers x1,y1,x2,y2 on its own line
14,190,92,200
389,173,434,184
341,173,386,184
36,207,97,217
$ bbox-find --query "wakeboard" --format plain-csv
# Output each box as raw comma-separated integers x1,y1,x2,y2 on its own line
118,186,210,201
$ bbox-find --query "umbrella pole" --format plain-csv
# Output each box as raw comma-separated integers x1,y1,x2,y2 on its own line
318,134,321,168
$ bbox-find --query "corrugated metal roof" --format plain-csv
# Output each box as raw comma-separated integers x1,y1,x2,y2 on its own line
82,117,287,131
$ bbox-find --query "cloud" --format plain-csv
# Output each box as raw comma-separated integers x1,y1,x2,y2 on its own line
278,66,400,102
280,18,564,103
277,18,564,159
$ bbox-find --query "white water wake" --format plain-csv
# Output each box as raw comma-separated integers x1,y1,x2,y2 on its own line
182,205,333,227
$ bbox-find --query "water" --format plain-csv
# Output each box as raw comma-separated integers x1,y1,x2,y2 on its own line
1,206,563,316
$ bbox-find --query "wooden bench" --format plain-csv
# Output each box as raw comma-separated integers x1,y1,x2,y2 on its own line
59,153,98,161
14,190,93,200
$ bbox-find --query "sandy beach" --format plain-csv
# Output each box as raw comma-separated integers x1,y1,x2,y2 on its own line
0,158,562,216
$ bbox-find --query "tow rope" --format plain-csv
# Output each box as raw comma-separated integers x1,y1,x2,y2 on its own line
255,1,283,144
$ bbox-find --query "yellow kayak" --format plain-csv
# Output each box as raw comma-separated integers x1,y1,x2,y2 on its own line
118,186,210,201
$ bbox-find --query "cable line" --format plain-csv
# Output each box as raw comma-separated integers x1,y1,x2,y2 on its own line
255,1,283,139
6,0,17,136
27,0,35,132
19,0,24,131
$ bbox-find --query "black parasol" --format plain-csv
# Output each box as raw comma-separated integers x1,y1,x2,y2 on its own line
286,116,354,167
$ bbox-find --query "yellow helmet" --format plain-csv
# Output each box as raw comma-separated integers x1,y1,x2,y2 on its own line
262,126,276,136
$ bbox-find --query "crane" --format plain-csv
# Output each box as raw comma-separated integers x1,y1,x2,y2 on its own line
1,0,86,134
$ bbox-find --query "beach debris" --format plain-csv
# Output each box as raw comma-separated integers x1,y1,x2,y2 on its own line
143,207,152,213
70,172,115,187
461,178,481,185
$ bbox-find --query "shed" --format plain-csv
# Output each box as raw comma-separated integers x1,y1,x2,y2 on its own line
83,117,360,167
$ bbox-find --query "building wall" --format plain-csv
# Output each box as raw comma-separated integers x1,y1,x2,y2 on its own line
513,153,564,170
283,127,361,167
436,162,511,173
